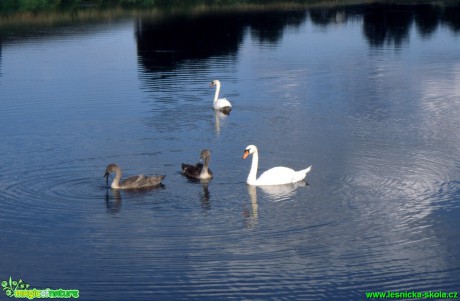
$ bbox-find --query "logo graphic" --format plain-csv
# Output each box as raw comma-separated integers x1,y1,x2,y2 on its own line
1,277,79,299
1,277,30,297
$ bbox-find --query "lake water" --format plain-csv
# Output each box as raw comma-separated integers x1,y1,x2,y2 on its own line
1,4,459,300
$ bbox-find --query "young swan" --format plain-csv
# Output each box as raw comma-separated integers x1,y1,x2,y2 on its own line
242,145,312,186
210,80,232,114
104,163,165,189
181,149,214,180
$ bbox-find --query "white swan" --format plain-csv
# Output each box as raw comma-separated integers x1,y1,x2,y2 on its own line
242,145,312,186
210,79,232,114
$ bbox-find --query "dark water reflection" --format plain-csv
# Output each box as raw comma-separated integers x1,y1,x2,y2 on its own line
0,3,460,301
136,4,460,74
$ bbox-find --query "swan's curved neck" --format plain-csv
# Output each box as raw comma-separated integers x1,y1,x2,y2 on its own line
247,150,259,185
111,168,122,189
213,83,221,104
200,156,211,178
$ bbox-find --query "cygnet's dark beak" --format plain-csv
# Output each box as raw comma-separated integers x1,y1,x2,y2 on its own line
104,171,110,186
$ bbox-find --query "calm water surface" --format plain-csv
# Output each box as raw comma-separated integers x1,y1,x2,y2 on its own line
1,4,459,300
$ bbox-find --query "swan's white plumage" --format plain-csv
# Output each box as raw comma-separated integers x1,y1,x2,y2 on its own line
213,97,232,110
243,145,311,186
210,80,232,112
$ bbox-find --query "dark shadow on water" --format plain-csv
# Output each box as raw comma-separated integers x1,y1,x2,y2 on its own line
0,4,458,78
362,4,414,48
0,4,458,49
135,13,241,72
135,4,460,90
308,4,460,47
413,4,441,37
135,9,309,73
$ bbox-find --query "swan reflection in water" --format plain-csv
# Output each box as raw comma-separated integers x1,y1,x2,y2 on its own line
214,109,230,136
199,180,211,211
105,189,122,214
258,181,308,201
104,185,166,214
244,181,308,228
184,178,212,210
245,185,259,228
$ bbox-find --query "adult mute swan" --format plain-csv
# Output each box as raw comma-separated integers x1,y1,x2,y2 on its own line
210,80,232,114
104,163,165,189
181,149,213,180
242,145,312,186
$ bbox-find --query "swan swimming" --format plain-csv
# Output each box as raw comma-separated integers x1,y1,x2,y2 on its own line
103,163,165,189
181,149,213,180
242,145,312,186
210,80,232,114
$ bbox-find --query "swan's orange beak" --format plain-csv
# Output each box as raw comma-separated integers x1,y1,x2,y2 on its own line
242,150,249,160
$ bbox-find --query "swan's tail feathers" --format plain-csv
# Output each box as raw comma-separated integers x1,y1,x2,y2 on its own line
303,165,312,174
293,165,312,182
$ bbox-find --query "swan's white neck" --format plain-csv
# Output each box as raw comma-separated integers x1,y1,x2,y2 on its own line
111,169,122,189
200,157,212,179
213,82,221,104
247,150,259,185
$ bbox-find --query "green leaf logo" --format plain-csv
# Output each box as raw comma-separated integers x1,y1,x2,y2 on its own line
2,277,30,298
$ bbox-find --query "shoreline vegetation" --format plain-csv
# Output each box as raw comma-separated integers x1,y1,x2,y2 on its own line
0,0,459,27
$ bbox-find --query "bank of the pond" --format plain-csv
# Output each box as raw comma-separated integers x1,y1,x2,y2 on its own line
1,0,459,20
1,0,459,29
